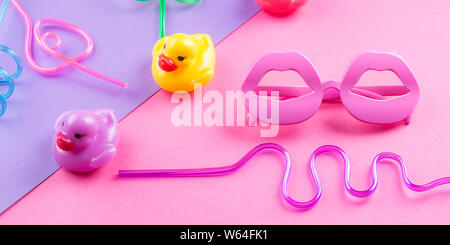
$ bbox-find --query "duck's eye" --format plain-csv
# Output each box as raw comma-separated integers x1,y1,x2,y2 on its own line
177,56,185,61
74,133,83,139
163,43,166,49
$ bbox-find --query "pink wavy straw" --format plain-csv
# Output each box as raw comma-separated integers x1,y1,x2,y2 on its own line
119,143,450,210
11,0,128,88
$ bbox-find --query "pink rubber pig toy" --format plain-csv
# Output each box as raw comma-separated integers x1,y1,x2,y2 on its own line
52,109,120,173
255,0,308,15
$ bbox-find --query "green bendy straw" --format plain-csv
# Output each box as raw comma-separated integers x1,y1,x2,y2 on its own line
137,0,200,39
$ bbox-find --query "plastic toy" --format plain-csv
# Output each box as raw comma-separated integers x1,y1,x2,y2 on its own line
10,0,127,88
52,109,120,173
241,51,420,125
152,33,216,92
138,0,214,92
119,143,450,210
255,0,308,15
0,0,22,117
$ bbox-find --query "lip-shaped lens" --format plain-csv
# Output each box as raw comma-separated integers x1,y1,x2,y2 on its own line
241,51,323,125
340,52,420,124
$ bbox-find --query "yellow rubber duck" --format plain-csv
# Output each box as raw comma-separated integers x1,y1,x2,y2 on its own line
152,33,216,93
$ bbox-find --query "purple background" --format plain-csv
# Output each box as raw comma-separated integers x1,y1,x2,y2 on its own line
0,0,260,214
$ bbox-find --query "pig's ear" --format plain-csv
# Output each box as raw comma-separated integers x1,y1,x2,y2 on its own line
54,110,72,132
95,110,118,125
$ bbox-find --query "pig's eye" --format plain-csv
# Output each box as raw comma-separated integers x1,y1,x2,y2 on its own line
74,133,83,139
62,121,65,127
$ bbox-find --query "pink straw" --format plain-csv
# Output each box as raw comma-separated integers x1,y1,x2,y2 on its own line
11,0,128,88
119,143,450,210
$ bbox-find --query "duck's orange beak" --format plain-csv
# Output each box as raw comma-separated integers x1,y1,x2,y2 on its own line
158,54,178,72
56,132,75,151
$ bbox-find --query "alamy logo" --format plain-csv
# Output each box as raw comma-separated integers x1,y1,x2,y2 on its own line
171,84,280,137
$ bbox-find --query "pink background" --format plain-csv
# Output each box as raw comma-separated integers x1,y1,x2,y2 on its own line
2,0,450,224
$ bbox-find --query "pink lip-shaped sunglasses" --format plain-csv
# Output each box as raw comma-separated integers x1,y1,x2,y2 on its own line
241,51,420,125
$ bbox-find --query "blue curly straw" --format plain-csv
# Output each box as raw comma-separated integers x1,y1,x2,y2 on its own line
0,0,23,117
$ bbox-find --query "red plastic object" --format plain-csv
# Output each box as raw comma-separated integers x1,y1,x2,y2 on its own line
255,0,307,15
